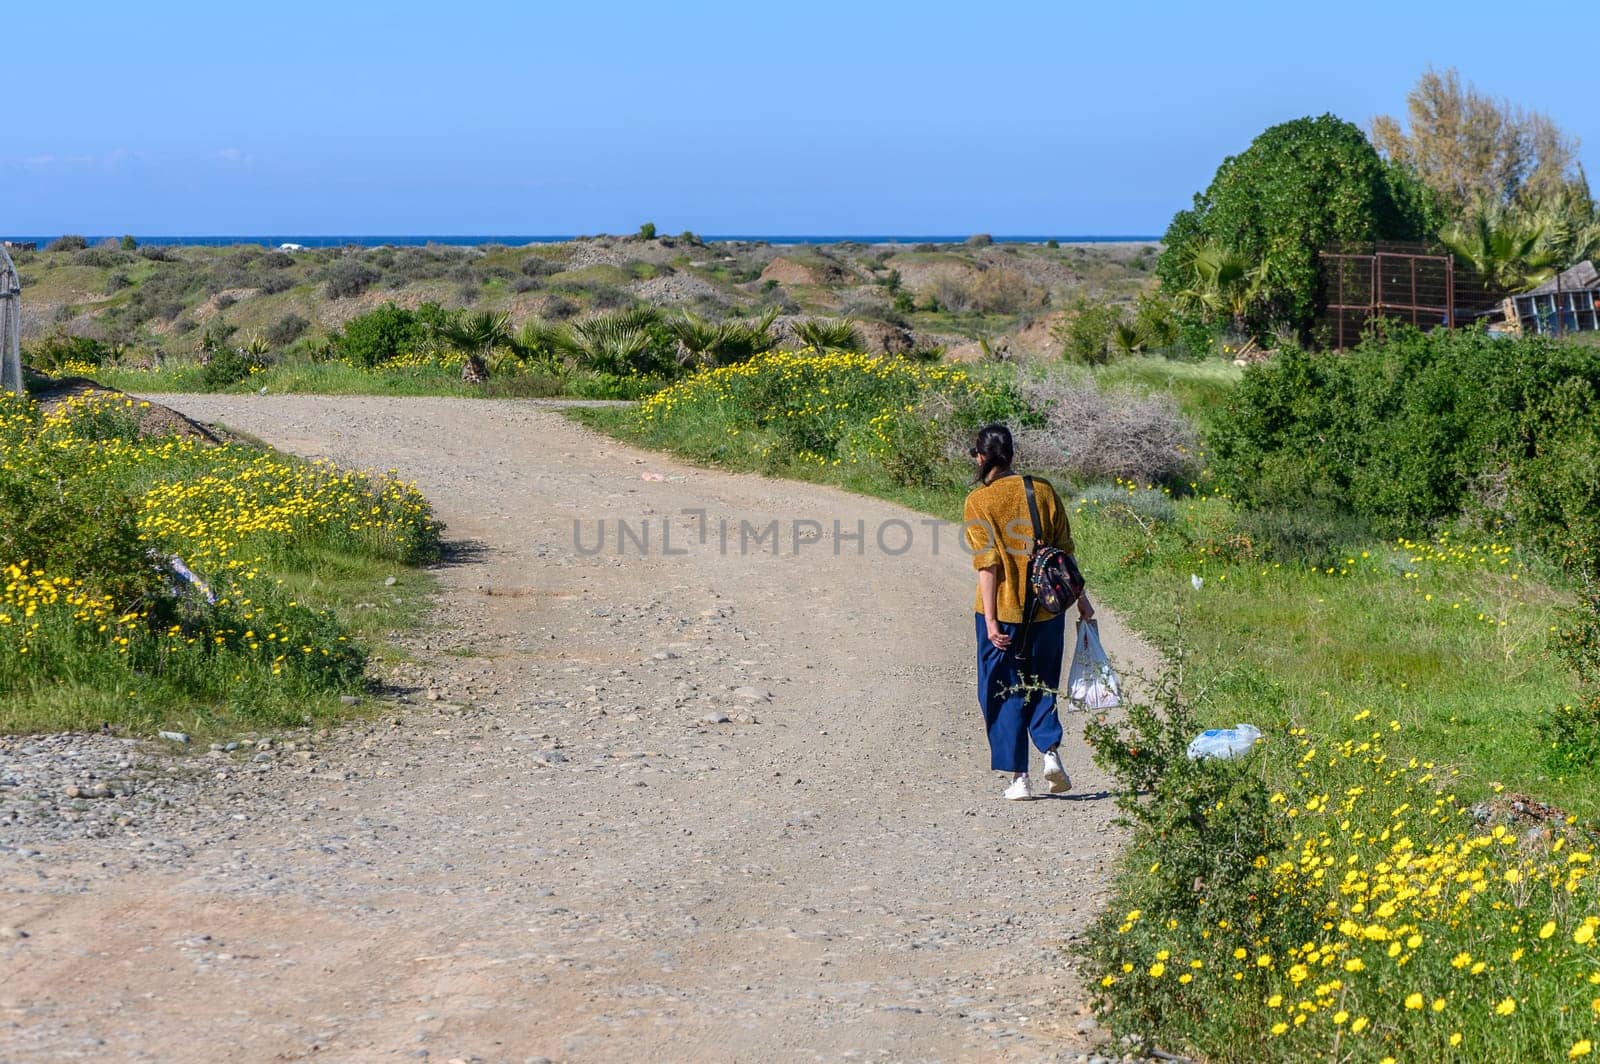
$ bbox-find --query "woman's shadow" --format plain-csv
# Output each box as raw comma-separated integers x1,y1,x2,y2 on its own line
1040,789,1114,802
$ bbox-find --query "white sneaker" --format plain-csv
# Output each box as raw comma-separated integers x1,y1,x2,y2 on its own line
1003,775,1036,801
1041,750,1072,794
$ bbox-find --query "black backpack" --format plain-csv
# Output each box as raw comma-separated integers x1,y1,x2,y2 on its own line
1016,476,1085,666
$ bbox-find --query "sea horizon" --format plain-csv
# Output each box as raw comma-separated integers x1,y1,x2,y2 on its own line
2,233,1161,249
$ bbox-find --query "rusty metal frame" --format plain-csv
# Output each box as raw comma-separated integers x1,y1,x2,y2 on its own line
1320,249,1457,350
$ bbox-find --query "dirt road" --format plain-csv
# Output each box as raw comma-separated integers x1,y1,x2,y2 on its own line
0,396,1156,1063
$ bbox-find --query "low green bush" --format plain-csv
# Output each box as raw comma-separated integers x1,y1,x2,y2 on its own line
1229,504,1373,568
24,333,110,372
1078,483,1180,529
1056,299,1127,365
201,346,269,388
1544,593,1600,770
265,313,310,347
321,258,381,299
1083,671,1292,1009
1212,327,1600,573
868,394,963,489
0,458,157,609
630,350,1025,482
334,302,450,367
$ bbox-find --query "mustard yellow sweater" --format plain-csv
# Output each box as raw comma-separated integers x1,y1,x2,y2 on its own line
963,473,1075,623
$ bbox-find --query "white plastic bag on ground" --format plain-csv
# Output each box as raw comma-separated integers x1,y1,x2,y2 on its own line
1186,724,1262,761
1067,619,1122,710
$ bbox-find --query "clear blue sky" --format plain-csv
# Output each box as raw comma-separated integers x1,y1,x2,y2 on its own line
7,0,1583,236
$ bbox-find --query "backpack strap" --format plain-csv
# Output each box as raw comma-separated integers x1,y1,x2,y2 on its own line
1022,475,1045,548
1015,476,1042,668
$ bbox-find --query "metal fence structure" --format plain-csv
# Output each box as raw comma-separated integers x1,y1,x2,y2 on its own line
1318,243,1503,350
0,247,20,395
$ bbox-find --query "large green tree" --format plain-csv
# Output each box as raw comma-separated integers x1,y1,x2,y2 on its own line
1156,114,1439,339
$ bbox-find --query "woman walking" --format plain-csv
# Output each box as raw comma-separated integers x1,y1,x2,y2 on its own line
963,423,1095,800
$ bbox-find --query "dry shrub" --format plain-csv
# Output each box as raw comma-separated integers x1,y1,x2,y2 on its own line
925,273,973,311
971,268,1046,313
1012,375,1198,487
927,268,1045,314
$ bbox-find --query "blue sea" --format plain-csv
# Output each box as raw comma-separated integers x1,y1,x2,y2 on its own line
6,234,1159,249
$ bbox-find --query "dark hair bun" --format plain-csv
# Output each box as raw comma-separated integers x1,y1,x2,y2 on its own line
973,423,1013,481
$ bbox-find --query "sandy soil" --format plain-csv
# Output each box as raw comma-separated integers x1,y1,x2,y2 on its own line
0,396,1158,1063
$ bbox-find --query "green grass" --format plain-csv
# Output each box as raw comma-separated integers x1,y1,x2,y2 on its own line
1062,356,1243,431
1,558,434,741
1072,495,1580,810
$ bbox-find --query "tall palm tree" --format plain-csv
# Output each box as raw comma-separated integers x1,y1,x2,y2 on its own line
434,310,513,383
1524,182,1600,272
1439,207,1559,293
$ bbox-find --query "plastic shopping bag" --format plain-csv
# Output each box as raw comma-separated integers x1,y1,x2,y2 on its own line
1186,724,1262,761
1067,619,1122,710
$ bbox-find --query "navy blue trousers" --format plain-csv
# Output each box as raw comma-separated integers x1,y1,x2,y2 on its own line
975,612,1066,773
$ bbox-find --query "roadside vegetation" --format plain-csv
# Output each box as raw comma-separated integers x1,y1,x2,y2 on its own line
1080,324,1600,1063
578,320,1600,1061
0,391,441,737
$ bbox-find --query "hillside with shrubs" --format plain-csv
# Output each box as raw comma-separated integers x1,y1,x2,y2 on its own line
10,230,1159,397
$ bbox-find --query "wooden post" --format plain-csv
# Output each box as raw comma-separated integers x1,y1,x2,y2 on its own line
0,247,21,396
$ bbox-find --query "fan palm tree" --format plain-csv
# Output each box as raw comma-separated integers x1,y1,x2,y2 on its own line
1172,240,1271,329
1110,320,1146,357
664,311,720,367
716,310,780,366
434,310,514,383
792,317,862,353
666,308,778,368
563,306,663,375
516,318,571,375
1439,207,1559,293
